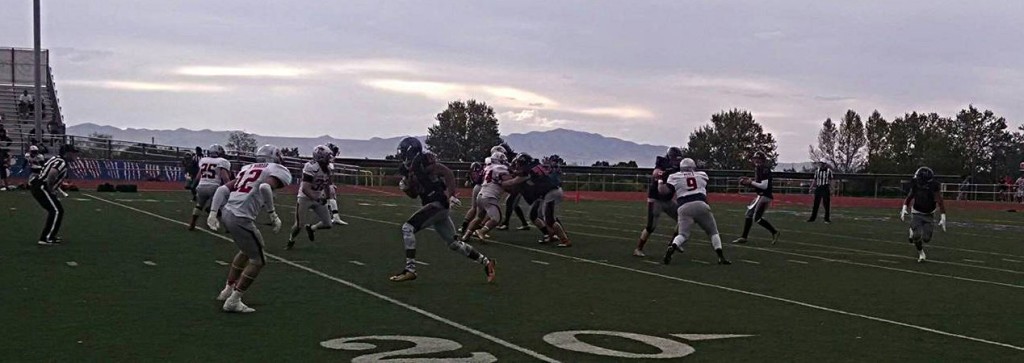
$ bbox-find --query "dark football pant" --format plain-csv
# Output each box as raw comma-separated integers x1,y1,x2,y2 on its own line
30,181,64,242
809,186,831,221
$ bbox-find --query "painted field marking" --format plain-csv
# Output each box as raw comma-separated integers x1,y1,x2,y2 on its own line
877,260,899,264
143,260,157,266
214,260,229,266
341,212,1024,352
531,260,550,265
673,334,755,341
348,260,366,266
740,259,761,265
1003,259,1022,263
414,260,431,266
963,259,986,264
65,261,78,267
84,194,560,363
644,260,661,265
566,222,1024,288
787,260,809,265
691,259,710,265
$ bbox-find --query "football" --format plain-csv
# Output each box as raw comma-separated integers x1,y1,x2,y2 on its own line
400,176,420,198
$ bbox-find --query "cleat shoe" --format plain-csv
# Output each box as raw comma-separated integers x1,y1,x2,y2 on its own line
37,240,56,246
207,214,220,231
917,251,927,263
474,229,489,241
538,236,551,244
496,225,509,231
286,239,295,250
718,258,732,265
556,241,572,248
216,285,233,301
633,248,646,257
222,299,255,313
484,259,496,283
517,225,531,231
389,270,417,282
771,231,781,245
331,216,348,225
305,224,315,241
663,244,682,265
457,227,465,234
824,219,831,224
731,237,748,244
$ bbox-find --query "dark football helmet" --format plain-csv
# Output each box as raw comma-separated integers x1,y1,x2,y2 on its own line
397,137,423,165
470,161,483,172
666,147,684,162
914,166,935,184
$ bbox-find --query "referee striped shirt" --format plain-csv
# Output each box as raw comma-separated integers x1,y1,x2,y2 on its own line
813,167,833,188
31,157,68,188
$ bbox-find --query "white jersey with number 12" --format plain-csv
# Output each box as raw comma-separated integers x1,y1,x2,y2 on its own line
666,171,709,200
224,162,293,220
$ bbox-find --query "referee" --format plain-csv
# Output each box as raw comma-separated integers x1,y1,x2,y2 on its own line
31,144,77,245
807,162,833,223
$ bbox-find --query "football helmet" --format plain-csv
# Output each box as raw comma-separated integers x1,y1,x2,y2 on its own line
490,152,508,165
397,137,423,164
679,158,697,171
470,162,483,172
255,144,283,164
208,144,226,158
313,145,333,164
490,145,507,155
326,142,340,157
914,166,935,183
666,147,684,162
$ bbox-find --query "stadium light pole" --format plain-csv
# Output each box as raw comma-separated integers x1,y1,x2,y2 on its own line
33,0,43,143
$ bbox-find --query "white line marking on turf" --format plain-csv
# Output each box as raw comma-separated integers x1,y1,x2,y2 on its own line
877,260,899,264
65,261,78,267
414,260,430,266
963,259,986,264
740,259,760,265
1003,259,1022,263
644,260,661,265
341,212,1024,352
787,260,809,264
214,260,229,266
143,260,157,266
691,259,710,265
348,260,366,266
672,334,755,341
531,260,550,265
84,194,560,363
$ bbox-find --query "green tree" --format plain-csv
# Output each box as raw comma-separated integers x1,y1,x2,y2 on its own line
835,110,867,173
426,100,504,162
281,147,300,157
591,161,610,167
809,117,838,169
947,105,1012,180
684,109,778,170
226,131,258,154
864,110,891,173
613,160,639,168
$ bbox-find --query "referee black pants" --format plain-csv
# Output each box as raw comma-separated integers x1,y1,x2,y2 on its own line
30,181,64,242
810,186,831,221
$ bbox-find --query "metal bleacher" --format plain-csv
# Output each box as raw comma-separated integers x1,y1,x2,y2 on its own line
0,47,66,154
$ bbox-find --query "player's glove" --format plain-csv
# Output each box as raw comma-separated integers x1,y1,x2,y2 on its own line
399,177,409,191
899,205,908,221
448,195,461,208
938,213,947,232
268,211,282,233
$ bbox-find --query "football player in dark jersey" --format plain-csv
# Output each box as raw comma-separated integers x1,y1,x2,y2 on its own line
734,151,780,245
391,137,496,283
634,147,683,257
899,166,947,262
508,153,572,247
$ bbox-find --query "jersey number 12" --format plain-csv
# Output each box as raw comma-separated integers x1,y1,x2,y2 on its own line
234,168,264,193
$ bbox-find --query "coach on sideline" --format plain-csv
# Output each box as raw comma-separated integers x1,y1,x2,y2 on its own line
807,162,833,223
31,144,77,245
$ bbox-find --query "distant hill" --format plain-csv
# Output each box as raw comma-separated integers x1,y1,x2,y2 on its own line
67,124,670,167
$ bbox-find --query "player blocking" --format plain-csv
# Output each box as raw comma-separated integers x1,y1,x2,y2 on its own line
659,158,730,265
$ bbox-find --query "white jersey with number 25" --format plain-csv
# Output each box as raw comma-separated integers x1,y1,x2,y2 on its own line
197,157,231,187
224,162,293,220
666,171,709,200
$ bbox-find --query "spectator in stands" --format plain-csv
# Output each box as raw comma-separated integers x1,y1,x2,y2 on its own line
1015,175,1024,204
0,147,9,191
17,90,34,118
0,123,11,147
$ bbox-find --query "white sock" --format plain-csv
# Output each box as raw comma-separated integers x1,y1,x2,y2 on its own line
228,289,244,302
328,199,339,214
710,234,723,250
671,235,686,249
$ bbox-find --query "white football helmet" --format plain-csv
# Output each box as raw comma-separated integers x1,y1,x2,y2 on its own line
679,158,697,171
484,157,492,166
208,144,226,158
255,144,283,164
312,145,333,164
490,145,507,155
490,152,507,165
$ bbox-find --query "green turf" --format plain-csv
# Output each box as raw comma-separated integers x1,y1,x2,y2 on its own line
1,190,1023,362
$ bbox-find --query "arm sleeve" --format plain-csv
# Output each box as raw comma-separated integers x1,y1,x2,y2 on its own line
211,185,231,211
259,183,275,212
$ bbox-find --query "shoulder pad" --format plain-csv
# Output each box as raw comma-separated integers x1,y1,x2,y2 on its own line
267,163,293,186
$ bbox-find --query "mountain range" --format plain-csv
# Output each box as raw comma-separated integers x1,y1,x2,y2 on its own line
67,123,673,167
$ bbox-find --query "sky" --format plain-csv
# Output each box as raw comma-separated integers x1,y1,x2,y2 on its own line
2,0,1023,162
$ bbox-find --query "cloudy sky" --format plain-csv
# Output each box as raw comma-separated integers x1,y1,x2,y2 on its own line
3,1,1022,161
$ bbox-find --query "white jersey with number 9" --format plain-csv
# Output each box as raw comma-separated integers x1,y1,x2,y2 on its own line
666,171,709,200
224,162,293,220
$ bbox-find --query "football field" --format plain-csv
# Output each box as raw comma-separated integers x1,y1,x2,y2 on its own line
2,190,1023,362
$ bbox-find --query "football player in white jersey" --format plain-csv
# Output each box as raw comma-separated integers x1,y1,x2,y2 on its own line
189,144,232,230
287,145,334,250
459,152,512,241
325,143,348,226
659,158,730,265
24,145,46,180
214,144,293,313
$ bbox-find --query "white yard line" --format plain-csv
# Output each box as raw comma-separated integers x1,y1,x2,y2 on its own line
84,194,560,363
348,260,366,266
530,260,550,265
787,260,809,265
342,212,1024,352
740,259,761,265
877,260,899,264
